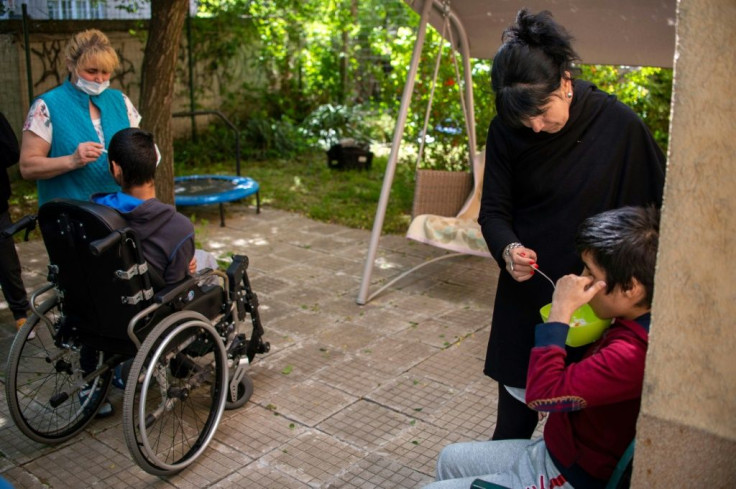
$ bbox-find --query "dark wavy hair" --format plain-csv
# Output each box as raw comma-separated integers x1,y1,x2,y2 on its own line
108,128,157,188
491,9,580,128
575,206,660,308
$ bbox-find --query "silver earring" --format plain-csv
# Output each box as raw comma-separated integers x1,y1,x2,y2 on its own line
567,92,573,98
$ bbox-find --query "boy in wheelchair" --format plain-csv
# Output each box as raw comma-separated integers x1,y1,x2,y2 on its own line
93,127,195,285
6,130,268,475
86,127,200,414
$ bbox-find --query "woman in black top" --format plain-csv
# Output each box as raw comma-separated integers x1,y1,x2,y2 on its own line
478,9,666,440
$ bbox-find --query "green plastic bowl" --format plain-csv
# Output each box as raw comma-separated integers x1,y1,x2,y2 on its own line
539,303,612,347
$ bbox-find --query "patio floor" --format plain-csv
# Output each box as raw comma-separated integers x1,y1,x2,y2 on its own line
0,204,543,488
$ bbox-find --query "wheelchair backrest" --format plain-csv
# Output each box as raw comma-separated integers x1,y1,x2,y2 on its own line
38,199,154,343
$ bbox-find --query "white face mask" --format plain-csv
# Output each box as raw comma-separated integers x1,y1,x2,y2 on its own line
75,76,110,96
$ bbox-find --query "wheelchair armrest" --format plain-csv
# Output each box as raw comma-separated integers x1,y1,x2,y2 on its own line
154,276,199,304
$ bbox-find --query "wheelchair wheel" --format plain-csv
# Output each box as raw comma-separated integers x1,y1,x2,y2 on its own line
5,295,112,443
225,369,254,410
122,311,228,476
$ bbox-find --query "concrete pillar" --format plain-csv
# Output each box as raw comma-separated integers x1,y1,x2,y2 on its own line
633,0,736,486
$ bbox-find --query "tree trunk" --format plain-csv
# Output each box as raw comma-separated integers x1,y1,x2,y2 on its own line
139,0,189,204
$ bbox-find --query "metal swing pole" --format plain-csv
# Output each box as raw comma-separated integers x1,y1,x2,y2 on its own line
356,0,434,305
357,0,476,305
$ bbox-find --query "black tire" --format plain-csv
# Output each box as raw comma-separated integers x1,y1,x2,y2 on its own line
5,294,112,443
122,311,228,476
225,372,254,410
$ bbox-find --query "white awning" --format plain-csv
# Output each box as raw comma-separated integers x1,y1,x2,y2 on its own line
403,0,676,67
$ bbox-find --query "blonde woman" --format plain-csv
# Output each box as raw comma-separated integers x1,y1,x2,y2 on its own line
20,29,141,206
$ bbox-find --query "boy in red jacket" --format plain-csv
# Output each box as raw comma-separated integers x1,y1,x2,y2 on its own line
424,206,659,489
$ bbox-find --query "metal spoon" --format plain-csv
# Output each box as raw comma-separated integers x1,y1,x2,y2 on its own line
533,264,556,290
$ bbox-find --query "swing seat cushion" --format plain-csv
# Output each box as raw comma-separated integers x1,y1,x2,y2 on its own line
407,214,490,257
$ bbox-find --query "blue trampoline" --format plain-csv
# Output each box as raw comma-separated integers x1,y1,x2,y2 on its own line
174,175,260,227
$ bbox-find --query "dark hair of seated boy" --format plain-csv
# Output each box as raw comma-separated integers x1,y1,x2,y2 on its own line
91,128,194,285
423,206,660,489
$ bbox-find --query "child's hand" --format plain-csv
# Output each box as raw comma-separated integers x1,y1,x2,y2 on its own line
546,275,606,324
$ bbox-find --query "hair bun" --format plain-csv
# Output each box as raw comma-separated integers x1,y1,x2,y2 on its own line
500,9,578,69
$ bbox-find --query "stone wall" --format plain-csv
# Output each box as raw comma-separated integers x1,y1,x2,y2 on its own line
632,0,736,486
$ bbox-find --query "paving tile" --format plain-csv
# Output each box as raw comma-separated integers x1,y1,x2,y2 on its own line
316,296,385,322
379,421,466,477
261,430,365,486
160,439,252,489
217,404,308,458
248,253,295,274
302,235,361,255
91,468,175,488
366,374,459,421
392,317,478,349
427,385,498,441
271,244,326,265
23,433,132,488
0,466,51,489
282,260,336,283
453,328,491,361
425,280,492,306
354,336,437,376
0,423,58,465
312,355,395,398
307,270,362,295
408,343,487,389
2,209,506,488
326,453,433,489
317,399,415,450
257,297,301,324
389,293,458,321
267,309,342,340
436,306,491,328
247,356,304,403
345,305,416,335
257,340,346,383
314,323,383,353
249,273,292,296
214,463,310,488
263,379,357,427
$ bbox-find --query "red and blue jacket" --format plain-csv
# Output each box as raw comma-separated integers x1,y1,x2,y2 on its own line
526,313,650,486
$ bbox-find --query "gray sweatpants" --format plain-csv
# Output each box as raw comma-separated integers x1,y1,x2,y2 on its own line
423,437,573,489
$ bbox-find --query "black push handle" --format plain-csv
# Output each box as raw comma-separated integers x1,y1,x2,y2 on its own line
0,214,37,240
89,230,125,256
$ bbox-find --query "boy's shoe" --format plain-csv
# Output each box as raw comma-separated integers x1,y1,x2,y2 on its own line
111,359,133,389
78,386,114,418
16,317,35,340
112,364,125,389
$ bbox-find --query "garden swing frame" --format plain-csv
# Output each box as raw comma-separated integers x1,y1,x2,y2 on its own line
363,0,488,304
356,0,676,305
357,0,477,305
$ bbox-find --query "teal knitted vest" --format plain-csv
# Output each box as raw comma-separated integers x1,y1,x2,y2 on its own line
37,80,129,206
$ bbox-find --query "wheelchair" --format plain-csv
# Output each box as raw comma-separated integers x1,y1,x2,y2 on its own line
3,199,269,476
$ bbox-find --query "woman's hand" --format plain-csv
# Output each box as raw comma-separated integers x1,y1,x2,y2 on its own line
71,142,105,168
20,131,105,180
505,245,538,282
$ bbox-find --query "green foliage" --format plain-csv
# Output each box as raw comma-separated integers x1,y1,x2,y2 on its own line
185,0,496,171
178,0,672,185
579,65,673,152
